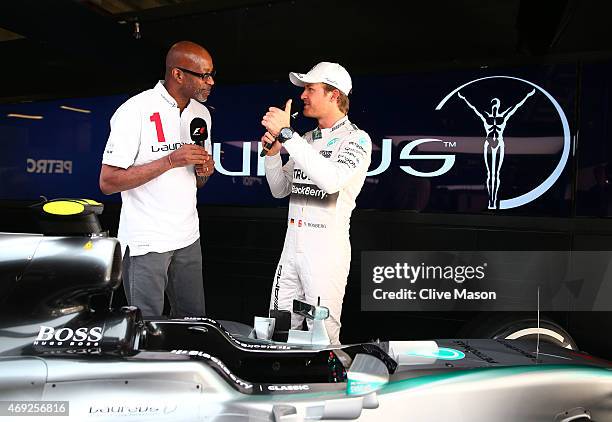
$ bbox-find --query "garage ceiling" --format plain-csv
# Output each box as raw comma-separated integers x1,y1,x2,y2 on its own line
0,0,611,102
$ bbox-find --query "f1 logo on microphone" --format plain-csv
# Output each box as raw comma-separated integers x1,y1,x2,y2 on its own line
190,117,208,146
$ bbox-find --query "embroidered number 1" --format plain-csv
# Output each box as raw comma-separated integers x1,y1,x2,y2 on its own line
149,112,166,142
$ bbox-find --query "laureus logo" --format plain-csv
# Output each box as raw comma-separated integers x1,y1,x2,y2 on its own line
457,89,535,209
435,76,571,210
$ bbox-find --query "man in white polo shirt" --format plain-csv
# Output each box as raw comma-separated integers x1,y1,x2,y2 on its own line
99,41,215,317
260,62,372,344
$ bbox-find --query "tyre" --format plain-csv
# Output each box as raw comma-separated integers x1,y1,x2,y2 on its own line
458,313,578,350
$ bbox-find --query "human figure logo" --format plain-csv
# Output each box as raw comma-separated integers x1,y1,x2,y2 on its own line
435,76,571,210
457,89,535,209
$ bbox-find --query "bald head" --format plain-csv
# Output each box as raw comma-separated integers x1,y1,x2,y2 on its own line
165,41,212,76
164,41,215,107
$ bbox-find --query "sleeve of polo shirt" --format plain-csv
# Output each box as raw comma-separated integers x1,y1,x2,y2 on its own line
203,107,213,154
102,100,142,169
283,130,372,194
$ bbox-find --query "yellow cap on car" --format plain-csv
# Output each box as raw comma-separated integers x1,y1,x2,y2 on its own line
42,200,86,216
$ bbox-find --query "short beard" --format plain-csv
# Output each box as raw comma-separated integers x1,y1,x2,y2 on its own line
193,90,209,102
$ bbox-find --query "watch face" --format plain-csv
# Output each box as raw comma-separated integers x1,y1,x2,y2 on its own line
279,127,293,141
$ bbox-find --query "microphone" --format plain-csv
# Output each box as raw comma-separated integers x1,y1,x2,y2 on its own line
260,135,277,158
190,117,208,146
260,111,298,157
190,117,209,176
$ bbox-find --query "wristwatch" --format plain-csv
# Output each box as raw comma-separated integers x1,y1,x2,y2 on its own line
276,127,295,143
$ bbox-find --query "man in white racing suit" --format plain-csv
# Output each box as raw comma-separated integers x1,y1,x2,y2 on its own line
261,62,371,344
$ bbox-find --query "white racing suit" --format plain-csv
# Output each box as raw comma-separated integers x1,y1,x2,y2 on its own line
264,116,372,344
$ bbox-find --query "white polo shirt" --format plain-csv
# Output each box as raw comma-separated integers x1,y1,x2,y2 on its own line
102,81,212,256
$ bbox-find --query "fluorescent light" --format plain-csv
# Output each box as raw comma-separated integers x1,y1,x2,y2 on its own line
60,105,91,114
7,113,43,120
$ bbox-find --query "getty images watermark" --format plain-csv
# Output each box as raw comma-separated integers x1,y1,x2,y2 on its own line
371,261,492,302
362,251,612,312
372,261,489,300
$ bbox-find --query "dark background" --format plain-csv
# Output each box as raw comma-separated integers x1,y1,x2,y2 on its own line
1,0,612,101
2,0,612,357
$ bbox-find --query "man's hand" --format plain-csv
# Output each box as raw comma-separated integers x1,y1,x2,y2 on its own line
195,159,215,177
261,131,282,157
100,145,211,195
262,99,292,137
168,144,210,168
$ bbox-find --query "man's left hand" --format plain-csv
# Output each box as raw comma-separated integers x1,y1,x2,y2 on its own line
262,99,292,137
195,159,215,177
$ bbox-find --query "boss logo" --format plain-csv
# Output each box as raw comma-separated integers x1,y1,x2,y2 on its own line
33,325,103,346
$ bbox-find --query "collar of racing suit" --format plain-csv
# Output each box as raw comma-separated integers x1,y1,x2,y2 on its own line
313,116,350,140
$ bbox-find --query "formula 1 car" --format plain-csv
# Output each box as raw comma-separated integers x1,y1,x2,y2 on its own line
0,200,611,421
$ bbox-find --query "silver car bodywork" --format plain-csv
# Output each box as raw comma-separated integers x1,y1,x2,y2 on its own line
1,233,611,421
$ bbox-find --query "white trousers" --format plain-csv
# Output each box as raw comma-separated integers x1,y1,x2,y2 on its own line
269,226,350,344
